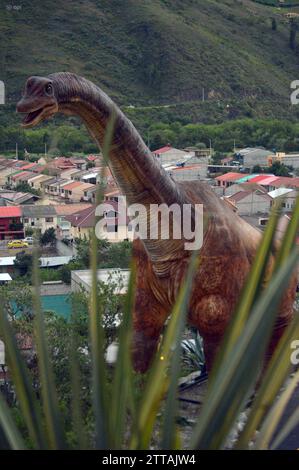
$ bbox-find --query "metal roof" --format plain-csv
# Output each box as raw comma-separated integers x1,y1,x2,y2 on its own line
268,188,294,199
82,172,98,180
40,256,72,267
215,172,246,182
235,174,258,183
0,257,15,266
0,273,12,281
71,269,130,294
0,256,71,267
21,205,57,218
247,174,275,184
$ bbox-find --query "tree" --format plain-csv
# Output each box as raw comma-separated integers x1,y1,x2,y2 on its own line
40,227,56,247
268,161,292,177
13,251,34,277
100,240,132,269
252,165,263,174
0,280,33,319
14,182,40,196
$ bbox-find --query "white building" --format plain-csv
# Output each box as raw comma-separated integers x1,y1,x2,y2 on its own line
71,269,130,294
153,146,193,165
268,188,298,212
226,190,272,215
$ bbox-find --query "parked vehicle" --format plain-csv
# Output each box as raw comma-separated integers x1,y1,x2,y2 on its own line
23,236,34,244
7,240,29,249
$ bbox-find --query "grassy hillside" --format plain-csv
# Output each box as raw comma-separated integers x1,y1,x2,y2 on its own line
1,0,299,127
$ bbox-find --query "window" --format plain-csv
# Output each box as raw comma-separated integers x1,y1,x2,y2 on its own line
23,218,29,223
259,218,269,226
106,210,117,218
46,217,53,223
107,225,118,233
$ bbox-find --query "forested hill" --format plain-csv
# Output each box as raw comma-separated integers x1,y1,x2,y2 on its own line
1,0,299,125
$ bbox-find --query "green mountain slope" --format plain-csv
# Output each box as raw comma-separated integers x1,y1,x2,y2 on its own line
1,0,299,125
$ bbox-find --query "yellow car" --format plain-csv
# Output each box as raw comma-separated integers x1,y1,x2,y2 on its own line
7,240,29,249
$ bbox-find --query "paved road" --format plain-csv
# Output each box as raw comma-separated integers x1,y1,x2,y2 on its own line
0,243,33,257
56,239,74,257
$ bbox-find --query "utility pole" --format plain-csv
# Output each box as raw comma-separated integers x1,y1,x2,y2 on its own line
209,139,212,158
15,142,18,160
202,88,205,103
45,143,47,158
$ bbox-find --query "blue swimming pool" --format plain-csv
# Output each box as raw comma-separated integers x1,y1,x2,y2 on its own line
41,294,71,318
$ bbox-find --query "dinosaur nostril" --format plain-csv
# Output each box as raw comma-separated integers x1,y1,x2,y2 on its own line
16,99,27,113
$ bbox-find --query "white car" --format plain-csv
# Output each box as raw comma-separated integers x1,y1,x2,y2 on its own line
23,236,34,244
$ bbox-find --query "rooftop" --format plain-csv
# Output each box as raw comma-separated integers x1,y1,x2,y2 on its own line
0,206,22,218
21,205,57,218
271,177,299,189
65,206,95,228
268,188,294,199
0,191,39,204
215,172,246,182
54,203,93,216
71,269,130,294
228,190,271,203
153,145,173,154
61,181,84,191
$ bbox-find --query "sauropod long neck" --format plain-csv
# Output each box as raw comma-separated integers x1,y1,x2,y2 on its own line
52,72,196,267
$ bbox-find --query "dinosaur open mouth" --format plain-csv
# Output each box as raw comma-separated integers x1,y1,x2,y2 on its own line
20,103,58,127
22,108,43,126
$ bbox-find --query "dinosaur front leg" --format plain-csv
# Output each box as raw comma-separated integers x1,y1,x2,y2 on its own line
132,289,169,373
131,238,170,373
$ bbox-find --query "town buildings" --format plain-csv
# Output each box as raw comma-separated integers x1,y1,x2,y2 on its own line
0,206,24,240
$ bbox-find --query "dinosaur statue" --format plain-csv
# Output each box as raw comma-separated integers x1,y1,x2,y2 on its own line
17,73,297,373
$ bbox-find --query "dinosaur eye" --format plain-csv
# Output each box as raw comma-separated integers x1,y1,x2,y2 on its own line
45,83,53,96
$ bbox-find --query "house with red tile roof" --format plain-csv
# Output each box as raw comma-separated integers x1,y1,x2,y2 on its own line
215,172,246,188
60,181,84,199
0,206,24,240
7,171,33,187
270,177,299,190
60,179,96,202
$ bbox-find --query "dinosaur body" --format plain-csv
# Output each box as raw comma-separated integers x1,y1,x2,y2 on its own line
17,73,297,373
132,180,296,371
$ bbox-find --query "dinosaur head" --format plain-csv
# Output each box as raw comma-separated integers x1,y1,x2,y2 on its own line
17,76,59,128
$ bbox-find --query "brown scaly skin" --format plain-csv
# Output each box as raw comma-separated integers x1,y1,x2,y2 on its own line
17,73,297,373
